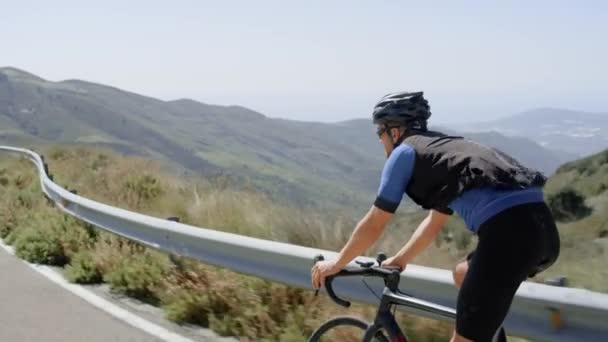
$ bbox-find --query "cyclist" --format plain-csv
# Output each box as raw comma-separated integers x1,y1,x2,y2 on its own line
311,91,560,342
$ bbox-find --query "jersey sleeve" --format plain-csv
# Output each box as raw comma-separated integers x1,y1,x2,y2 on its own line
374,144,416,213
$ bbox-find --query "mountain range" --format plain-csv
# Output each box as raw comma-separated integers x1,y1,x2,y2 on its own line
457,108,608,157
0,67,598,209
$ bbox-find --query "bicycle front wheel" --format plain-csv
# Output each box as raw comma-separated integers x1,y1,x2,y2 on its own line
308,315,390,342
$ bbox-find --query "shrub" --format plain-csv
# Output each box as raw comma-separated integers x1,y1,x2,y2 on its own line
53,215,98,259
91,233,140,275
0,205,18,239
547,188,593,222
124,174,164,207
104,251,170,304
91,153,109,171
454,229,472,250
164,291,211,326
14,226,67,265
596,183,607,195
65,251,102,284
15,190,36,209
13,174,33,189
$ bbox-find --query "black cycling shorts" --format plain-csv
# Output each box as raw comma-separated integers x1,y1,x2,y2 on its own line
456,202,560,342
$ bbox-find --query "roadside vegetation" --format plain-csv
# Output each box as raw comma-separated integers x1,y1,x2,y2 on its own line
1,145,606,340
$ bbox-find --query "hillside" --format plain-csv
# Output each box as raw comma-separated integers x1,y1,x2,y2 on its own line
0,67,580,210
546,149,608,197
0,67,381,209
541,149,608,291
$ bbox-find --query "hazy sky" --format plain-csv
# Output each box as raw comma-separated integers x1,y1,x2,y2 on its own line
2,1,607,124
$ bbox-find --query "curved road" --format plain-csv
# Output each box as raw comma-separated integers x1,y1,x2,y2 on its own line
0,154,233,342
0,245,164,342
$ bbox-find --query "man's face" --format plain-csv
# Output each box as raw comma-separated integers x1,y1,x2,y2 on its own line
377,125,395,158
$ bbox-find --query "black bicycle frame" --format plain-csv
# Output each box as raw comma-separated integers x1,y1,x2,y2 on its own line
315,254,459,341
368,287,457,341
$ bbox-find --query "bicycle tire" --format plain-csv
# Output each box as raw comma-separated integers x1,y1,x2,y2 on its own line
308,316,390,342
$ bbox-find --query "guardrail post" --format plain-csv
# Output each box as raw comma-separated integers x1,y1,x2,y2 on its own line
545,276,568,287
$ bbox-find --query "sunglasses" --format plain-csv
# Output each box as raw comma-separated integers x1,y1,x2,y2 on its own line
376,126,399,138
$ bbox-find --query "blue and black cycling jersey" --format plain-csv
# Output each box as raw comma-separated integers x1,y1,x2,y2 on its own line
374,144,545,232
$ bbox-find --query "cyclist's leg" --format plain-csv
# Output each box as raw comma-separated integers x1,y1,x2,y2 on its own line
528,203,561,277
455,203,548,341
451,255,473,341
452,252,474,288
452,253,506,342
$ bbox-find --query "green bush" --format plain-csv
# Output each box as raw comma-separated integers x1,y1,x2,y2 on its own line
53,215,98,259
209,313,242,337
0,206,18,239
15,190,36,209
547,188,593,222
164,291,211,326
2,207,30,245
104,252,170,304
596,183,607,195
0,223,12,239
277,325,307,342
65,251,102,284
454,229,472,250
124,174,164,207
162,276,312,340
91,153,109,171
14,226,67,265
276,313,309,342
4,230,19,245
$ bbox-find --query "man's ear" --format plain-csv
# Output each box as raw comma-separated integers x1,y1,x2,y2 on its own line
391,127,401,140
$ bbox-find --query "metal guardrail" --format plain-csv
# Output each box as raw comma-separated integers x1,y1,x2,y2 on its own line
1,145,607,341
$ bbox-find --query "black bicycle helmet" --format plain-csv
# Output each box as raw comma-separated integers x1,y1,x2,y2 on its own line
372,91,431,130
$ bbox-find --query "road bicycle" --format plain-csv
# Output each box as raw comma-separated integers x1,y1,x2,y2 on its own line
309,253,507,342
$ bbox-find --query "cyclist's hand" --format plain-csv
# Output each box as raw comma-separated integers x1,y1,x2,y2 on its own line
311,260,339,290
381,255,406,271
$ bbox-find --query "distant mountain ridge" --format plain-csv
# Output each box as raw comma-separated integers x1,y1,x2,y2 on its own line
0,67,584,208
461,108,608,157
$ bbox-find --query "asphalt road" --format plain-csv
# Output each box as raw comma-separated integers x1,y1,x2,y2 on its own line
0,246,162,342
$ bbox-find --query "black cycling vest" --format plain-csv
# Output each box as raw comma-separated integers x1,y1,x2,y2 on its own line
402,130,547,215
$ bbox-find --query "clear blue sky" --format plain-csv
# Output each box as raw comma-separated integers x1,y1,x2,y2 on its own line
2,0,607,124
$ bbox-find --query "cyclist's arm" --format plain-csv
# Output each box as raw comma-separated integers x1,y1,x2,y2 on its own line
333,145,412,269
333,205,393,269
392,209,449,266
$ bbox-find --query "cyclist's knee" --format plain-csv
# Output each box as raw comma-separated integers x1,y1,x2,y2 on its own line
452,261,468,288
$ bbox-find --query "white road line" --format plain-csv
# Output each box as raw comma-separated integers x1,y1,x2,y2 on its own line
0,239,195,342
